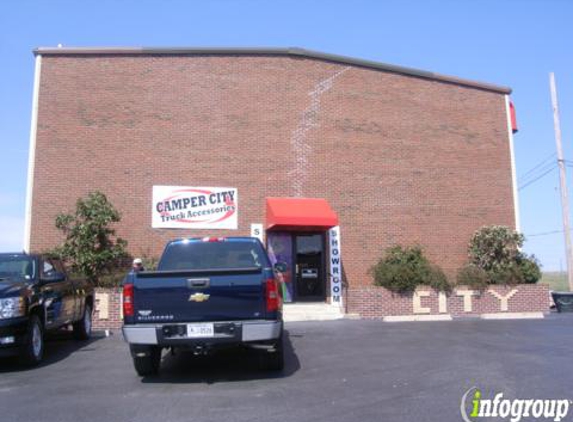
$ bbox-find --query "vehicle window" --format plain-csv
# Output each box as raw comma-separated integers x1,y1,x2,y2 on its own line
159,241,269,271
0,255,35,280
43,260,56,277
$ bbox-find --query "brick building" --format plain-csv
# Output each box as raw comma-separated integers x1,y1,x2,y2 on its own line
24,47,520,310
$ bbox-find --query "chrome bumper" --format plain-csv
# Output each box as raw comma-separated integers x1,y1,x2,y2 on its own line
122,320,282,345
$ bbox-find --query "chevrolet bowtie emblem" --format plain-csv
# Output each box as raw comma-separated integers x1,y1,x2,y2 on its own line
189,293,210,302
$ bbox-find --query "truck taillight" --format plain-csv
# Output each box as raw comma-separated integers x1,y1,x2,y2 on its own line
266,278,281,313
123,283,134,317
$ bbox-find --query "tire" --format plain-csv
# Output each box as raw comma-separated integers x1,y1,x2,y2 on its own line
20,314,44,366
73,303,92,340
258,332,284,372
132,346,161,376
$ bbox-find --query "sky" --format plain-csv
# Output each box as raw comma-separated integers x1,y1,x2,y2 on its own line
0,0,572,271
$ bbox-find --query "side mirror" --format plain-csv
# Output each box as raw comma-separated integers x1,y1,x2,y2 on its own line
41,271,65,284
273,262,288,273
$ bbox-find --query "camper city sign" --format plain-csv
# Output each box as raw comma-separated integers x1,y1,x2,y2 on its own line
152,186,238,229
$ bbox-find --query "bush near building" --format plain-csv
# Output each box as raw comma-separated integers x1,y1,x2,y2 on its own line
370,245,451,294
457,225,541,289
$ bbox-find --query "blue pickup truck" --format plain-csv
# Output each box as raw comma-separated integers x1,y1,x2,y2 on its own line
122,237,284,376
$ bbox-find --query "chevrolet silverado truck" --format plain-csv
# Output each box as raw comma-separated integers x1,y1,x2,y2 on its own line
0,253,94,365
122,237,284,376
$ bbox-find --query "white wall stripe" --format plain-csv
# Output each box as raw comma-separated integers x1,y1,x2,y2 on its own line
23,55,42,252
505,95,521,232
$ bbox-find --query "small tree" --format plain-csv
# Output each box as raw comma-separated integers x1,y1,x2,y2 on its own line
465,225,541,285
370,245,451,294
53,191,128,284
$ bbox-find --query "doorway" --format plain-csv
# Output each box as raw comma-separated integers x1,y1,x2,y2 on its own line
294,234,326,301
267,232,326,303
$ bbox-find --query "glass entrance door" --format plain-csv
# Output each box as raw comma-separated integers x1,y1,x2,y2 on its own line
294,234,326,301
267,232,294,303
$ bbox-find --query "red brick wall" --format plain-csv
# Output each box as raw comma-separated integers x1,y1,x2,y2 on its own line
92,284,550,330
30,54,515,288
347,284,551,318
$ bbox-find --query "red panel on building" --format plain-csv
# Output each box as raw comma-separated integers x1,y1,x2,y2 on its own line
266,198,338,231
510,101,518,133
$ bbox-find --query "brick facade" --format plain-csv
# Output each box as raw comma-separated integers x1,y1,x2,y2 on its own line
30,50,515,290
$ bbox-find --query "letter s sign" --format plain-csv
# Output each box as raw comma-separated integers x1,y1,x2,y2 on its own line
251,223,264,243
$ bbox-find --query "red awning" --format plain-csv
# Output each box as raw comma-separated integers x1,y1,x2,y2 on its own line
266,197,338,231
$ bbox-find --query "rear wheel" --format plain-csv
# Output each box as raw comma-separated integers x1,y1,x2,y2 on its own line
73,303,92,340
132,346,161,376
258,331,284,371
20,314,44,366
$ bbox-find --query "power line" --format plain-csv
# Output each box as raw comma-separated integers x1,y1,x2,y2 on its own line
526,229,564,237
518,160,558,185
518,164,558,190
518,152,557,180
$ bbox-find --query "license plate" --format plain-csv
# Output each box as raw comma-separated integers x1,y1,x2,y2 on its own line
186,323,214,338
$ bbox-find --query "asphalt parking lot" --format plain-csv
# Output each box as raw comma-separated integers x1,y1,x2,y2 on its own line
1,315,572,422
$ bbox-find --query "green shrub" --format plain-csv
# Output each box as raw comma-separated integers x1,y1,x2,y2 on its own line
426,264,450,293
91,269,129,289
466,225,541,285
370,245,451,294
517,255,542,284
51,191,129,286
456,264,489,291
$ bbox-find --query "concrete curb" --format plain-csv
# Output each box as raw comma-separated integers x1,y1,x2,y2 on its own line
480,312,545,320
383,315,453,322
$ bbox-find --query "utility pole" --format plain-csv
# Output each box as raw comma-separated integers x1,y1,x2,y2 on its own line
550,72,573,291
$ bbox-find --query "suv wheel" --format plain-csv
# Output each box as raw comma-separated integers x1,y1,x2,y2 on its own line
73,303,92,340
20,314,44,366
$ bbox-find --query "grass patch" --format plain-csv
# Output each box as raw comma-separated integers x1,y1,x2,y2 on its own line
541,272,570,291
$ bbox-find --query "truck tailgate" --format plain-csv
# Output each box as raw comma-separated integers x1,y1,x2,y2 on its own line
132,268,266,323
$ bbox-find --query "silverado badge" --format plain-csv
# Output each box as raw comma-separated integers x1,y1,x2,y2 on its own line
189,292,210,302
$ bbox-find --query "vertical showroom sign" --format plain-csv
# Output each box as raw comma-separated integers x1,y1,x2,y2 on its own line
152,186,238,229
329,226,343,306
